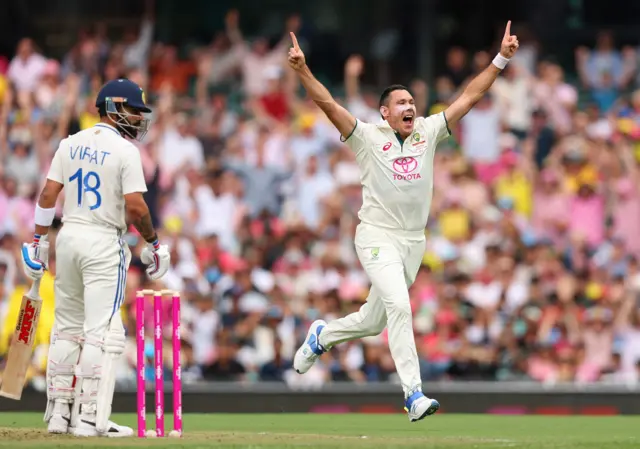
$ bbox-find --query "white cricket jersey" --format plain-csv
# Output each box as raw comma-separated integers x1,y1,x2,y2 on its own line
344,113,451,232
46,123,147,233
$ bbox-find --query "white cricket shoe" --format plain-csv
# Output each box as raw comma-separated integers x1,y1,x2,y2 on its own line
73,415,134,438
47,413,71,434
293,319,327,374
404,392,440,422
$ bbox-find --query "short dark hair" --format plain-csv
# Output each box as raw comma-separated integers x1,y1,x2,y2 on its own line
379,84,412,108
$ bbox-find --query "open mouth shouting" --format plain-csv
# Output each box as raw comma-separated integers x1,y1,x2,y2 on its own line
401,111,415,128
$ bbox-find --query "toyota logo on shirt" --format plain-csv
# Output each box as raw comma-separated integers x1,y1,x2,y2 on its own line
392,157,421,180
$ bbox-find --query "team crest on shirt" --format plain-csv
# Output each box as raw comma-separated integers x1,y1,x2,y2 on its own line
371,248,379,260
409,131,427,154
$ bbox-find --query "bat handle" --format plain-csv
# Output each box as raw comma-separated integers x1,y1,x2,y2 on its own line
27,278,42,299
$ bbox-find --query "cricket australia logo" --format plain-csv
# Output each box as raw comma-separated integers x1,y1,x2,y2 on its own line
371,248,380,260
410,131,427,154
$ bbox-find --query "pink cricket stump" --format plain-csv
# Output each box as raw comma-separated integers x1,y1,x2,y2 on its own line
153,293,164,437
135,293,146,438
172,293,182,436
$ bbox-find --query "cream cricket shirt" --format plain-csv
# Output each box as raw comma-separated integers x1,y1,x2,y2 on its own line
46,123,148,233
344,112,451,232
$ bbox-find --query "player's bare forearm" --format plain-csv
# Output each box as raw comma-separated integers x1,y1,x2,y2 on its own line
444,64,501,127
296,66,356,137
462,64,501,104
296,66,334,109
35,180,63,236
131,212,157,243
124,192,157,243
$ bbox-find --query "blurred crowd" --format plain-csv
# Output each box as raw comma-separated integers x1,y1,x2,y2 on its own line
1,8,640,391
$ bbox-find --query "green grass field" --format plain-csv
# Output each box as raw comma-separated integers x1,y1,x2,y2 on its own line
0,413,638,448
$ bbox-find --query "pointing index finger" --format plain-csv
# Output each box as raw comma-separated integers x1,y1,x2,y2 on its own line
504,20,511,38
290,32,300,50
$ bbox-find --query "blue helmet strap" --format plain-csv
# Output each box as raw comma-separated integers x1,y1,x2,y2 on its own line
105,98,150,141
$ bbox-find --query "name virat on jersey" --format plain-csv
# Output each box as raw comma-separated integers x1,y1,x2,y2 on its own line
69,145,111,166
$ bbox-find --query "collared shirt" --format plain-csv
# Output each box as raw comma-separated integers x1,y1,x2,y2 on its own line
343,113,450,231
46,123,147,232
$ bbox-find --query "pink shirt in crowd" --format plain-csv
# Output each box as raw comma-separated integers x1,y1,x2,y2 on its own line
532,192,569,245
569,194,604,247
612,178,640,257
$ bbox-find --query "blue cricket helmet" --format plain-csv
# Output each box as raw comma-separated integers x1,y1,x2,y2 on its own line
95,78,151,113
95,78,151,141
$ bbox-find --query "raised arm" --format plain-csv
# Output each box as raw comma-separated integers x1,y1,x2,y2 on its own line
287,32,356,138
444,21,519,128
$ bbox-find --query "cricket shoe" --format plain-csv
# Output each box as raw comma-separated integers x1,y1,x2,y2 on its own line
293,319,327,374
404,392,440,422
72,415,134,437
47,413,71,434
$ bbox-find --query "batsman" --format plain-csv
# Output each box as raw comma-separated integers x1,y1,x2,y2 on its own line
19,79,171,437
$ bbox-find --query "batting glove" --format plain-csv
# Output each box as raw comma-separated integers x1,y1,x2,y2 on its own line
21,234,49,280
140,239,171,280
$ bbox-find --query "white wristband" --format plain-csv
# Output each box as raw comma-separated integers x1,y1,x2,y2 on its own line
492,53,510,70
34,205,56,227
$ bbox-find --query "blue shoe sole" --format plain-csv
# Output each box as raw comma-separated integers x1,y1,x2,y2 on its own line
411,400,440,422
294,320,326,374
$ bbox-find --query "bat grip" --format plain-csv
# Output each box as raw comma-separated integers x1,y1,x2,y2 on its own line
27,278,42,299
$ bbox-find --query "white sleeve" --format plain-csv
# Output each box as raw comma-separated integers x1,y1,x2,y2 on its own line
341,119,374,156
422,112,451,145
46,140,65,184
121,145,148,195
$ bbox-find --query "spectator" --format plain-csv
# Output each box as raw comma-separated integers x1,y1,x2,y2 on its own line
201,336,246,381
259,338,293,382
443,47,471,88
532,168,569,246
461,94,501,177
8,38,47,93
492,62,534,138
575,31,634,98
122,2,155,71
568,172,605,249
294,155,336,229
157,112,205,176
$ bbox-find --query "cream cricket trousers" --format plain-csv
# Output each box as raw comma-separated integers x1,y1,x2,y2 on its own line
319,222,425,396
46,222,130,413
54,222,131,339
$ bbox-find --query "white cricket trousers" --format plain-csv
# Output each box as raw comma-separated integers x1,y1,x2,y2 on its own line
54,222,131,338
47,222,130,413
319,222,425,396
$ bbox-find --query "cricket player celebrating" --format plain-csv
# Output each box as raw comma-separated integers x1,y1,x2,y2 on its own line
20,78,170,437
290,23,519,421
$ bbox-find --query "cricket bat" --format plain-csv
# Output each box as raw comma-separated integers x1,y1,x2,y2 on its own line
0,279,42,400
